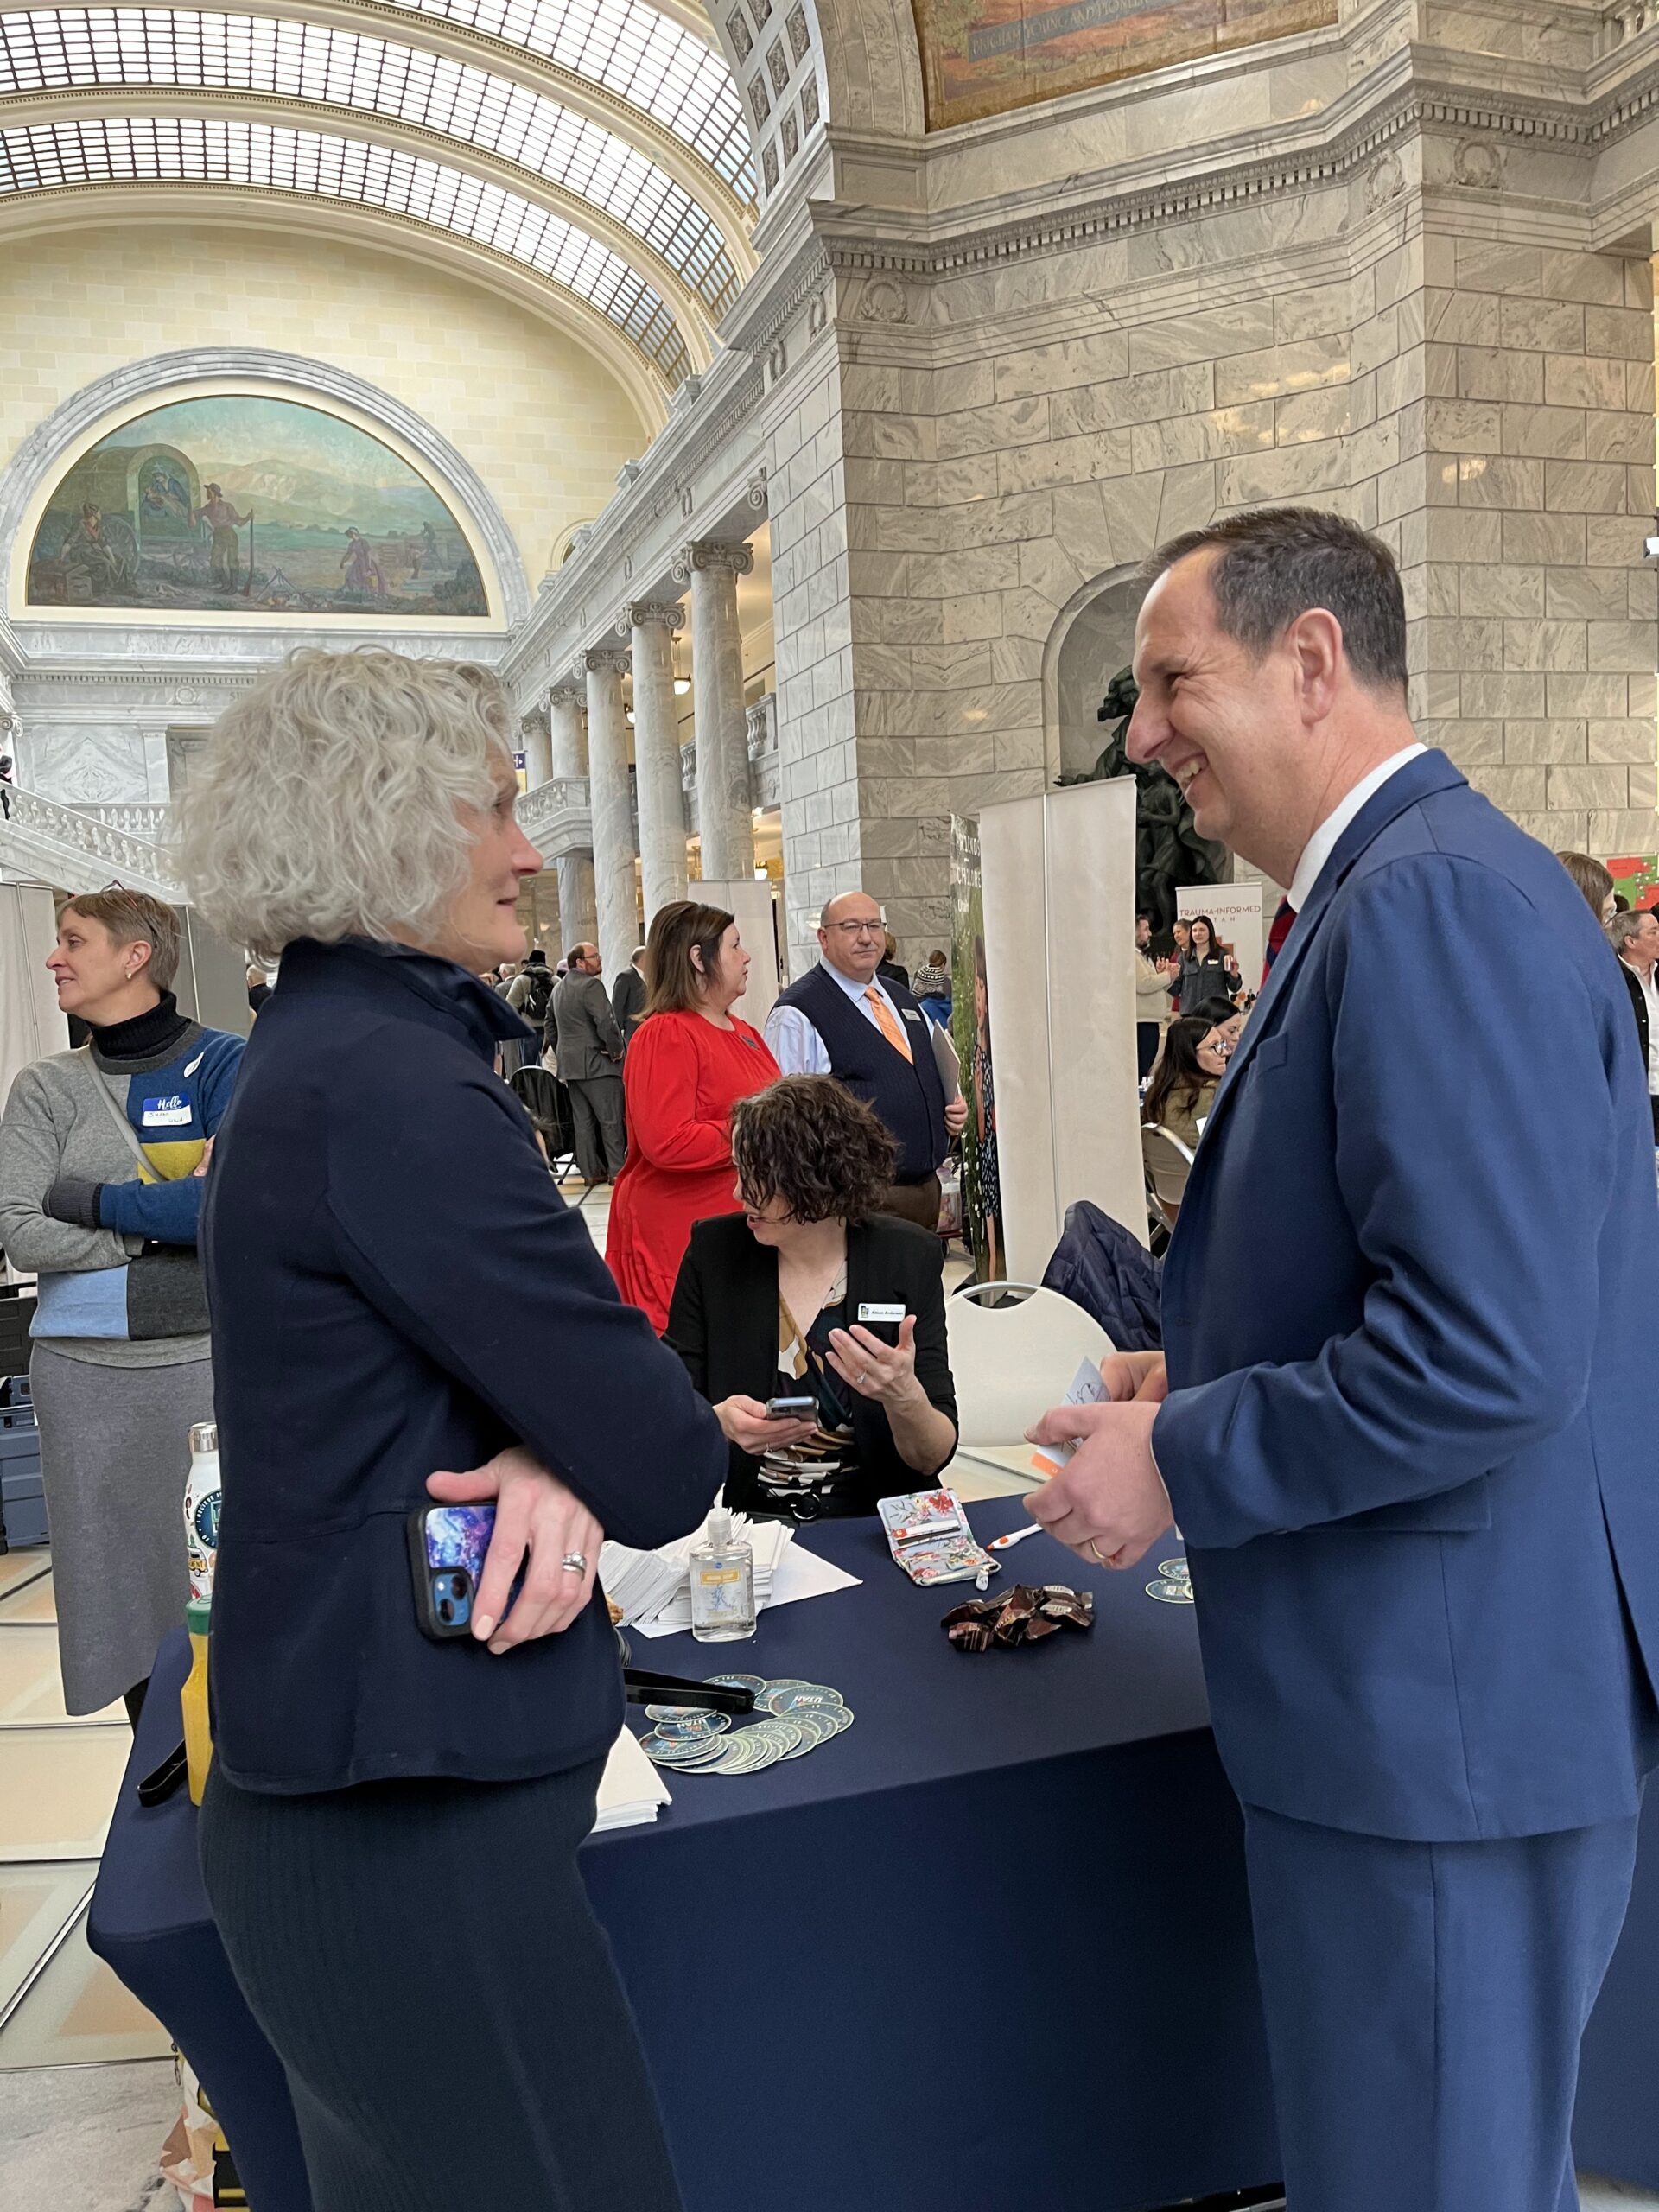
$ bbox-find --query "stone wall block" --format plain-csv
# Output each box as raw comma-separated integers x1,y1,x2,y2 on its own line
1545,672,1630,718
1277,385,1356,444
1427,397,1503,452
1541,461,1625,514
1543,356,1630,411
1425,617,1504,670
1630,762,1659,812
1503,621,1588,671
995,427,1135,494
1217,439,1346,506
1462,671,1548,719
1465,764,1547,810
1586,413,1652,465
1500,405,1586,461
1128,302,1277,372
1624,259,1655,309
1425,290,1502,348
1512,810,1589,852
1214,334,1349,408
1436,718,1505,763
1587,621,1659,672
1458,457,1544,510
1503,719,1586,765
1544,569,1630,621
1458,564,1544,617
991,334,1130,404
1582,306,1652,361
1454,242,1541,296
1276,279,1354,344
1458,348,1543,404
1587,719,1658,764
1429,509,1505,563
1498,297,1585,354
1503,512,1585,566
1548,765,1630,810
1589,809,1659,849
1050,363,1217,436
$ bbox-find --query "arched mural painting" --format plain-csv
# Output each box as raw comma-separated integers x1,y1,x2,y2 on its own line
914,0,1336,129
27,393,489,618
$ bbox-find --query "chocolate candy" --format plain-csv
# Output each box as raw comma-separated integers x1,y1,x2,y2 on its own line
941,1582,1096,1651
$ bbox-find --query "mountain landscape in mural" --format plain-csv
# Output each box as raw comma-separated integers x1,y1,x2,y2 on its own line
27,394,489,618
915,0,1335,127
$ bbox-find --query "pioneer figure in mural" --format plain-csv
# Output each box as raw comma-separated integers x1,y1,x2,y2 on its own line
194,484,253,591
58,505,137,599
141,465,193,527
339,528,389,601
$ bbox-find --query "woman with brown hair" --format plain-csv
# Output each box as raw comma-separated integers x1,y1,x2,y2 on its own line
666,1076,957,1520
606,899,780,1331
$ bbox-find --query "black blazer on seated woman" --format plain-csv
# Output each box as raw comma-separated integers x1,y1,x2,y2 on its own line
665,1211,958,1515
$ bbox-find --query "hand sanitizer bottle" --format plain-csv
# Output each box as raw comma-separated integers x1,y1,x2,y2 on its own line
689,1509,756,1643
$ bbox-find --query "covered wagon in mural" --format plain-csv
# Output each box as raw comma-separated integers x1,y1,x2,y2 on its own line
27,393,489,619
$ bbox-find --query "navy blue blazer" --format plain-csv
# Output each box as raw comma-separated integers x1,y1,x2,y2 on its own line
202,938,728,1794
1156,751,1659,1842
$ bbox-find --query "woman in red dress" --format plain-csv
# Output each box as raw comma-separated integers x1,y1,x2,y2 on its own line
607,900,779,1331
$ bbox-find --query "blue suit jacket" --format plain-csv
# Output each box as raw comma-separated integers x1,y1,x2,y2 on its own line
1155,751,1659,1841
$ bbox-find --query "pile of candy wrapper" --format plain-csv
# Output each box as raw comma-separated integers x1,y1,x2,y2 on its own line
941,1582,1095,1652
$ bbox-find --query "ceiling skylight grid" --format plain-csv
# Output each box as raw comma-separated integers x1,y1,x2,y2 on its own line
0,113,691,376
0,8,740,308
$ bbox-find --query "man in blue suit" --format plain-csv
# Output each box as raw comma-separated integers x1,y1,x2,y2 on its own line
1028,507,1659,2209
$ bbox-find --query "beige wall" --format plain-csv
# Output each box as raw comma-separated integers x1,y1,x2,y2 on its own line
0,223,649,593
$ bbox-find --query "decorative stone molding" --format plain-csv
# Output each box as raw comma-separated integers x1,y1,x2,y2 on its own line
1452,138,1505,188
0,347,531,628
620,600,685,635
673,540,756,583
579,647,632,677
0,779,178,897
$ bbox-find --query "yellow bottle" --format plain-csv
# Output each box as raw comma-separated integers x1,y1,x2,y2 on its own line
182,1598,214,1806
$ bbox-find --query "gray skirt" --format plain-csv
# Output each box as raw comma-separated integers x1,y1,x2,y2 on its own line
29,1344,214,1716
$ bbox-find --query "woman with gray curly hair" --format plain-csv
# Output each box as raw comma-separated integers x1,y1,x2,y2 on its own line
175,647,726,2211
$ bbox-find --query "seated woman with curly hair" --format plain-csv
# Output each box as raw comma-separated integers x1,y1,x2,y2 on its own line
665,1076,958,1520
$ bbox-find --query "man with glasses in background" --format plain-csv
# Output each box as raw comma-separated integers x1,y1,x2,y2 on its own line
766,892,968,1228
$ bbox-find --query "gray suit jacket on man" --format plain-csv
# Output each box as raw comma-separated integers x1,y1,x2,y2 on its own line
551,970,625,1080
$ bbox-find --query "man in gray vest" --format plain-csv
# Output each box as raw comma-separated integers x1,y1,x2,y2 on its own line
766,891,968,1228
550,943,626,1185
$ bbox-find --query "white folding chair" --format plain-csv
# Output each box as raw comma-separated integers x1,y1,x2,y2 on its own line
944,1280,1114,1452
1141,1123,1195,1230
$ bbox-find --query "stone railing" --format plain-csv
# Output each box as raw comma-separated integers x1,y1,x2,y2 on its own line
1602,0,1659,48
517,774,594,861
0,782,179,897
73,800,171,839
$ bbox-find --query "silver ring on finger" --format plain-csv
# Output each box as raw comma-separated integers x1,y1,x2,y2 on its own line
560,1551,588,1575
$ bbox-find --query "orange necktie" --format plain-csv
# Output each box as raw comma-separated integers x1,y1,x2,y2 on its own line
865,986,913,1064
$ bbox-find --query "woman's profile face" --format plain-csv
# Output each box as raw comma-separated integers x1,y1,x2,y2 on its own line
703,923,750,1003
974,969,988,1028
734,1176,793,1245
1197,1027,1230,1077
47,912,143,1018
1173,922,1191,951
426,753,542,973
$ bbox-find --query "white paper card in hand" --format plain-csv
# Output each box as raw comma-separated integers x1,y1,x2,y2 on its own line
1030,1357,1110,1477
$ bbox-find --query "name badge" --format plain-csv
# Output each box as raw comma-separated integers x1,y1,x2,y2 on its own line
901,1007,923,1022
142,1096,192,1128
858,1302,906,1323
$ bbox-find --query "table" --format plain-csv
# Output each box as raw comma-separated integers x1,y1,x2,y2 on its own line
88,1490,1659,2207
92,1497,1281,2212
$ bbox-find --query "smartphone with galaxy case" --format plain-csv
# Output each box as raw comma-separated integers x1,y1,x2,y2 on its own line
407,1501,523,1640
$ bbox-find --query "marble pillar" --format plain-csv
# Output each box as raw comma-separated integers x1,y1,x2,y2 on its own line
522,711,554,790
626,600,687,925
549,683,597,956
582,649,637,980
685,541,754,884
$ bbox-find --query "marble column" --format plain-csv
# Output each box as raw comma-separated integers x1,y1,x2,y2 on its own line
625,600,687,925
549,683,597,956
684,541,754,884
521,711,553,790
582,649,638,980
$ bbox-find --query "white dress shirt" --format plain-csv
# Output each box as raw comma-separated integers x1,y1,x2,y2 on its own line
1624,959,1659,1096
765,959,931,1075
1287,744,1427,915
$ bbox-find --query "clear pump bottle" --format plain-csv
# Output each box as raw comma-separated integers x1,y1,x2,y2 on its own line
688,1510,757,1643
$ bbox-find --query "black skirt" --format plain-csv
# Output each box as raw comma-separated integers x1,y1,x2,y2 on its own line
199,1757,683,2212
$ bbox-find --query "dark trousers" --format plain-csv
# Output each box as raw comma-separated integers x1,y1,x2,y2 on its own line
1136,1022,1160,1079
1243,1799,1641,2211
566,1072,627,1181
878,1171,941,1231
200,1758,683,2212
1650,1093,1658,1142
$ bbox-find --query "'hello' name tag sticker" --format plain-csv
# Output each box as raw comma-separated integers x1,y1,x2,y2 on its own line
858,1303,906,1324
142,1095,193,1128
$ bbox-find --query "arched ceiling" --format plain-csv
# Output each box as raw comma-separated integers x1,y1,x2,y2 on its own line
0,0,758,393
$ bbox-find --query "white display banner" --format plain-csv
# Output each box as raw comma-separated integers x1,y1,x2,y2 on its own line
978,778,1145,1279
1177,881,1264,990
0,886,67,1270
702,877,780,1033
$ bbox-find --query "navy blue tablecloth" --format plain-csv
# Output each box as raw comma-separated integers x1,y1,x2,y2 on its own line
92,1497,1281,2211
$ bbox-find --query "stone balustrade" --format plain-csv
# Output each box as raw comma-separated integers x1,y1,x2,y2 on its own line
0,783,179,897
517,774,594,861
1603,0,1659,48
73,800,171,839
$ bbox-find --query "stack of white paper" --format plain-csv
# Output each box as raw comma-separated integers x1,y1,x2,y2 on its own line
591,1724,672,1831
600,1511,798,1635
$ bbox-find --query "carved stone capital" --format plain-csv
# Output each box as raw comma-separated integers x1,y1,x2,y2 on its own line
619,600,684,636
581,647,631,677
549,683,586,709
683,540,755,579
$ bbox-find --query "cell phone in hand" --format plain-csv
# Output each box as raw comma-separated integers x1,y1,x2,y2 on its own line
408,1502,524,1640
766,1395,817,1421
